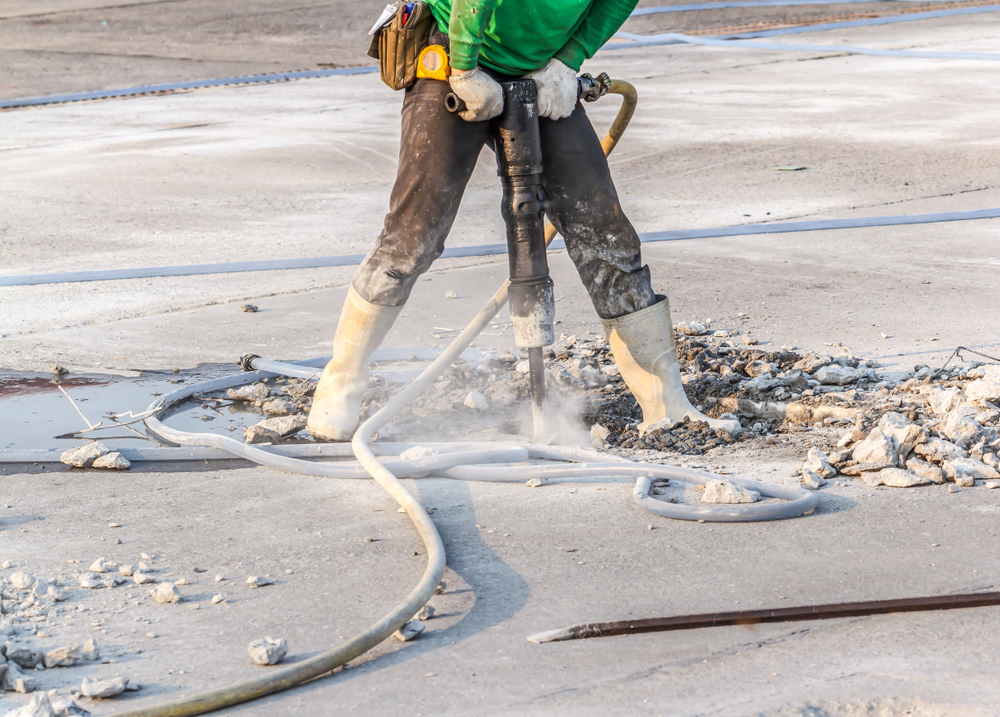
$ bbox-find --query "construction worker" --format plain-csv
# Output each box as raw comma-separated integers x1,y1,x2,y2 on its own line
307,0,740,441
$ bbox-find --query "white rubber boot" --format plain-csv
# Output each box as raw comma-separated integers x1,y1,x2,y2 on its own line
307,286,403,442
601,296,742,435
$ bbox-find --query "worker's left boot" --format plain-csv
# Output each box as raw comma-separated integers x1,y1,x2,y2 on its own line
601,296,742,436
307,286,402,442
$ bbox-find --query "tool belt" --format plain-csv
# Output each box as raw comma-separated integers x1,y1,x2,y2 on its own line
368,2,436,91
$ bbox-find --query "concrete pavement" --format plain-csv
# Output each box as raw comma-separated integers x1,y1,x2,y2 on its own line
2,8,1000,716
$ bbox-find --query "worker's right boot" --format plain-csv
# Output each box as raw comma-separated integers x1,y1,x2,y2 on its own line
307,286,402,442
601,296,742,436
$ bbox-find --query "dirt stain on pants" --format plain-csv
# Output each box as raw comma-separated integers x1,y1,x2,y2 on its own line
353,30,656,320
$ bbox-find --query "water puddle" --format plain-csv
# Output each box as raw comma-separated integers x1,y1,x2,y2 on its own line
1,349,494,454
0,365,272,452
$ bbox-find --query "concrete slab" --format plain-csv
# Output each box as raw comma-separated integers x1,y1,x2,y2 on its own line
2,8,1000,716
2,462,1000,715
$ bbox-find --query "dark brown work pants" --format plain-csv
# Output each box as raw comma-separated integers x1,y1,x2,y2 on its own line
352,61,656,320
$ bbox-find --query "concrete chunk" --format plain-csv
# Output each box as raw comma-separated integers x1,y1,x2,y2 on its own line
59,442,110,468
851,428,898,468
149,583,180,604
80,676,128,698
43,645,80,668
701,479,761,504
464,391,489,410
5,643,43,669
227,384,270,401
905,457,945,484
877,468,931,488
256,415,307,437
248,637,288,665
2,661,36,693
81,638,100,662
93,452,131,470
803,447,836,479
944,458,1000,486
5,691,56,716
914,437,967,464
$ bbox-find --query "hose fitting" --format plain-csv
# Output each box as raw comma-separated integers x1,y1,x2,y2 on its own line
238,353,261,372
578,72,611,103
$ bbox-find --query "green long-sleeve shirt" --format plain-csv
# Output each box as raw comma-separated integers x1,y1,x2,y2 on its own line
427,0,638,75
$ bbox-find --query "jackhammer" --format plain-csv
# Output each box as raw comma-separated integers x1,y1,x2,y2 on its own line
447,73,612,437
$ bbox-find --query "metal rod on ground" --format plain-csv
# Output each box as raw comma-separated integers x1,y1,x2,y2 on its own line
527,591,1000,643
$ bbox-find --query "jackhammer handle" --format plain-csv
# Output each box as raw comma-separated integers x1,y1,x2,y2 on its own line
444,72,611,114
444,92,466,114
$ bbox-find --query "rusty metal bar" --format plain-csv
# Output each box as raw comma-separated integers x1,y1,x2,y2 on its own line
527,591,1000,643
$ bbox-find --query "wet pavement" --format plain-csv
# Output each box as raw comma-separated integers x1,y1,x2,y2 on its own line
0,365,263,452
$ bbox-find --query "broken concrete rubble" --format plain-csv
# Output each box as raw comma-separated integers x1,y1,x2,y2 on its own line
80,676,129,698
877,412,928,460
80,638,99,662
5,643,43,669
676,321,707,336
262,397,298,416
943,458,1000,486
942,410,989,445
464,391,489,410
88,558,114,574
227,383,270,401
256,415,307,437
701,479,760,504
196,332,1000,501
905,457,945,484
78,572,124,589
590,423,610,446
964,365,1000,401
798,469,826,490
2,661,36,693
42,645,80,668
803,447,836,479
4,691,58,717
243,425,281,445
59,443,110,468
149,583,180,604
248,637,288,666
914,437,967,464
923,385,962,416
851,428,898,468
812,364,869,386
10,573,33,590
877,467,931,488
393,621,425,642
92,452,131,470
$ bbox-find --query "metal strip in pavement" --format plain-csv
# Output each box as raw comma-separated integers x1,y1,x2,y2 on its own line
632,0,901,15
613,29,1000,59
611,3,1000,49
0,66,379,110
3,208,998,288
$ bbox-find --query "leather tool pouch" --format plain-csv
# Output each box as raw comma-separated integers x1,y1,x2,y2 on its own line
368,2,434,91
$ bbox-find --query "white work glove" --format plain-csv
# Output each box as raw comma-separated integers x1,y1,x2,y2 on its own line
524,58,578,120
448,67,504,122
